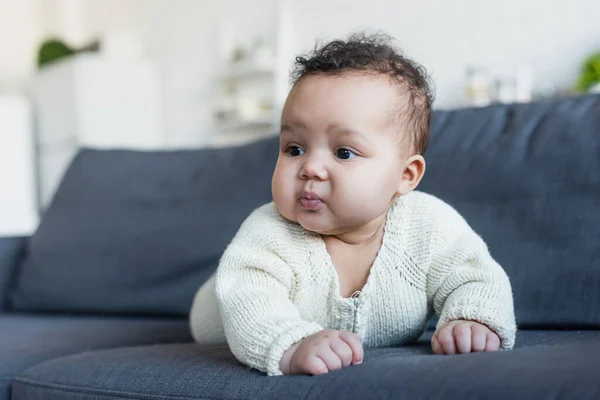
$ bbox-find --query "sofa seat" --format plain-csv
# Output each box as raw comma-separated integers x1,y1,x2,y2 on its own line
12,330,600,400
0,314,191,399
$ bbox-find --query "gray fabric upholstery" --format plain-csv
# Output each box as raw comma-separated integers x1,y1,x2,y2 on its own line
420,94,600,327
0,237,27,311
0,314,191,400
8,135,279,316
12,330,600,400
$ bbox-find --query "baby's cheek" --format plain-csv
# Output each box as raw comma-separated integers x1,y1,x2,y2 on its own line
351,173,391,203
336,181,389,222
273,182,300,223
272,165,290,195
273,190,293,218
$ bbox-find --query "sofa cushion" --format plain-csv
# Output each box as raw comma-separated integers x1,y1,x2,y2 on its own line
8,135,279,316
0,314,190,400
420,94,600,327
11,330,600,400
0,237,26,311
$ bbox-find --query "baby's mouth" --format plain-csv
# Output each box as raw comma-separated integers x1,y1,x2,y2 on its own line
300,192,323,210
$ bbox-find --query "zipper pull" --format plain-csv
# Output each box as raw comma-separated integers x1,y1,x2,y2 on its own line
351,291,361,333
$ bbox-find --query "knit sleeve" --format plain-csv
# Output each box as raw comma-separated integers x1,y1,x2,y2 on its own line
215,205,323,376
426,205,516,349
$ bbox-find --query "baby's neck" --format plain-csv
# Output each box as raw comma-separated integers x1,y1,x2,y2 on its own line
324,212,387,247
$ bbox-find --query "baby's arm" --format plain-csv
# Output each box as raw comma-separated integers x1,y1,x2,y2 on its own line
215,206,362,375
216,225,321,375
426,207,516,352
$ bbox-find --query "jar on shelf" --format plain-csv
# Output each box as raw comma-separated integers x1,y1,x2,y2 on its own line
465,66,492,107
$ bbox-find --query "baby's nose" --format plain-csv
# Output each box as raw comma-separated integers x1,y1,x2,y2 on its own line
299,155,328,180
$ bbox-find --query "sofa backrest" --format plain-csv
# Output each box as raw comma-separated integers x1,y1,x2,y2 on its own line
8,137,279,316
7,94,600,327
419,94,600,327
0,236,27,311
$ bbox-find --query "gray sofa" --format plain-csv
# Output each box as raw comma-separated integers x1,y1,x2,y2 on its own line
1,94,599,400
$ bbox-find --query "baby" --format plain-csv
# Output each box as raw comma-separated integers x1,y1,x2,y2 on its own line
190,33,516,376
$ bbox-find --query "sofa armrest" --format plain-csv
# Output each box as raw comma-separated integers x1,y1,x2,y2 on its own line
0,236,27,311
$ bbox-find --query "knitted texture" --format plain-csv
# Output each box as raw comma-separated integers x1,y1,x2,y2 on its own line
190,191,516,375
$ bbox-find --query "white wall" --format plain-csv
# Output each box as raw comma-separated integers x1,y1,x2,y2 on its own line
3,0,597,144
0,1,40,235
0,0,41,92
290,0,600,108
76,0,598,138
78,0,277,148
0,96,38,236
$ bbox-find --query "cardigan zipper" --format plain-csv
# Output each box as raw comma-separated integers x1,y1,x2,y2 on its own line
351,291,361,333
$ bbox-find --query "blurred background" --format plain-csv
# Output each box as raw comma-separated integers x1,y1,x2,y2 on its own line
0,0,599,236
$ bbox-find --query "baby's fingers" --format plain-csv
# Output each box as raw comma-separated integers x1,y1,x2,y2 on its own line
298,355,329,375
431,335,443,355
436,326,457,355
453,323,472,353
317,347,344,372
485,331,501,352
339,331,364,365
471,324,488,352
329,338,354,367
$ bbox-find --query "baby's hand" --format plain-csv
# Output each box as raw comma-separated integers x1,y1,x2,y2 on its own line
432,320,500,355
280,329,364,375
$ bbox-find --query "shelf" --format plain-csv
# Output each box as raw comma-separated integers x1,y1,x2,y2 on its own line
216,118,276,132
219,60,276,81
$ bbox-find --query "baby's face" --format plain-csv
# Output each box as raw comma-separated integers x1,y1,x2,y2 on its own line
272,73,408,235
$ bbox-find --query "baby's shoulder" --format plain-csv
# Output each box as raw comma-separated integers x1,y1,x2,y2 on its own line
242,202,284,227
392,191,470,235
233,202,306,249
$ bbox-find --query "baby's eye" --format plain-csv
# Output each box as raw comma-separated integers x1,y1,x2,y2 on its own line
335,148,356,160
286,146,305,157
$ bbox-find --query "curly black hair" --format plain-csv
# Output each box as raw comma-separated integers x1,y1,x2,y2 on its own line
291,32,434,155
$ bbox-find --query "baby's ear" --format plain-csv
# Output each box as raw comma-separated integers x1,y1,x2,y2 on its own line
397,155,426,196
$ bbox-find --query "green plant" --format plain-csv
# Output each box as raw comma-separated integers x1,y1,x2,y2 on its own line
37,37,100,69
37,38,75,68
232,46,248,62
575,51,600,93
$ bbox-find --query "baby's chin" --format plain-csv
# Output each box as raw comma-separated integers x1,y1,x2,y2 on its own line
274,202,339,235
296,214,339,235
